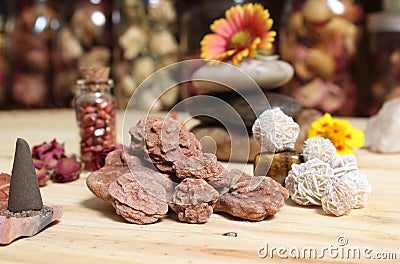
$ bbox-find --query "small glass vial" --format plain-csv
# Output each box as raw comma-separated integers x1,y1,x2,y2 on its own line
74,67,116,171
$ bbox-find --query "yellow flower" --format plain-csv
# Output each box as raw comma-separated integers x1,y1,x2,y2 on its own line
307,113,364,155
200,3,276,65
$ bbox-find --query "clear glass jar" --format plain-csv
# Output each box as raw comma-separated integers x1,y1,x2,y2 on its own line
112,0,180,111
8,0,60,108
0,1,8,108
279,0,365,116
74,68,116,171
367,0,400,115
53,0,115,107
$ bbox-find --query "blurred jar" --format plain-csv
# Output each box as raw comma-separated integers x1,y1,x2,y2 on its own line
8,0,59,108
52,0,115,107
113,0,180,111
280,0,365,116
367,0,400,115
0,1,8,108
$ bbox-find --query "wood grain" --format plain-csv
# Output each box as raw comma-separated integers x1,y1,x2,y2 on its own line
0,109,398,263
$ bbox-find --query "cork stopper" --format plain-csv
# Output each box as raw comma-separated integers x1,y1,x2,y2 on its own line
80,67,110,82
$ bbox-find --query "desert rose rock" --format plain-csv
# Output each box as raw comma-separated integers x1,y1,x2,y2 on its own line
0,173,11,211
192,59,294,92
364,98,400,153
170,178,219,224
109,172,169,224
86,149,131,202
130,116,202,174
214,169,289,221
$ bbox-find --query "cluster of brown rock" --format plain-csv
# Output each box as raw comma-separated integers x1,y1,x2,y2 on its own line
87,116,288,224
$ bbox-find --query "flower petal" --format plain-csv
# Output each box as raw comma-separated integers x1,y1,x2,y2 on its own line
200,3,276,64
211,18,235,39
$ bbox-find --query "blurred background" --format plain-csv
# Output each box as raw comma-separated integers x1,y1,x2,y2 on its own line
0,0,396,116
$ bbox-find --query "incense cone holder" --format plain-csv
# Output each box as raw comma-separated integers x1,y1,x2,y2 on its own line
0,206,63,245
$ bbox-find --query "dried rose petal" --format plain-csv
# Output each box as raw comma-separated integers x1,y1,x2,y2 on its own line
32,139,66,170
90,144,124,171
51,156,82,183
37,173,48,187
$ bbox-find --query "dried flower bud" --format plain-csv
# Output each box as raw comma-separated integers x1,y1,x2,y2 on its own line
302,137,336,165
252,108,299,152
285,158,336,205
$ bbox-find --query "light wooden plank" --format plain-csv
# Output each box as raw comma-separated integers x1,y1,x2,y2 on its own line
0,109,398,263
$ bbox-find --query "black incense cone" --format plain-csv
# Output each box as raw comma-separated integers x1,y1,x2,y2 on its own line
7,138,43,212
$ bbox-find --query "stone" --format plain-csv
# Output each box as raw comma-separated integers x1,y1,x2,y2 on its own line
86,150,131,203
8,138,43,212
254,150,301,185
87,150,177,203
130,116,202,174
187,91,303,128
192,59,294,92
0,173,11,211
109,172,169,224
364,98,400,153
214,169,289,221
285,159,336,206
169,178,219,224
173,153,226,182
252,108,300,152
0,206,63,245
190,125,260,162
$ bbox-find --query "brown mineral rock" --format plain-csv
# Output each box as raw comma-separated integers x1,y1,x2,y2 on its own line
87,149,177,203
215,169,289,221
109,173,168,224
0,173,11,211
170,178,219,224
130,116,202,174
86,149,131,202
87,115,290,225
173,153,226,182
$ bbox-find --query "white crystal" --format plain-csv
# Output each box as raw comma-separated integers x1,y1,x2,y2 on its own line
252,108,299,152
365,98,400,153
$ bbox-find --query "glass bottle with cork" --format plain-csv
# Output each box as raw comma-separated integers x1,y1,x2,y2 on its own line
74,66,116,171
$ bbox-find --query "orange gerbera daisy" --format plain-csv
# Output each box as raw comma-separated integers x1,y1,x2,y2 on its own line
200,3,276,65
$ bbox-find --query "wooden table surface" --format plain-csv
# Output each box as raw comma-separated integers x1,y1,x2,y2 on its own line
0,109,399,263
